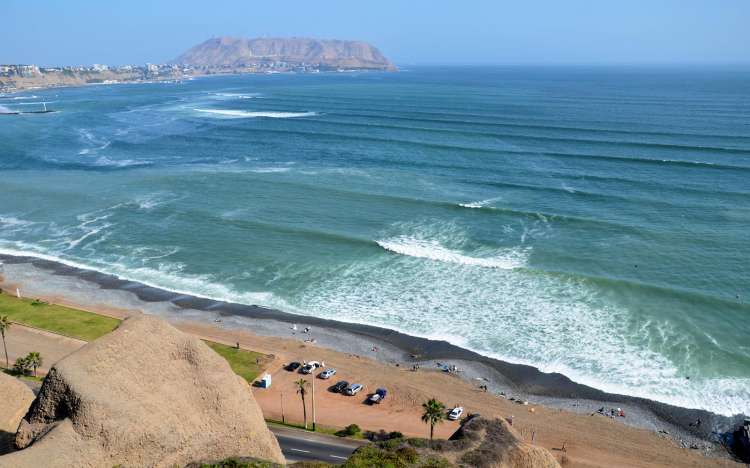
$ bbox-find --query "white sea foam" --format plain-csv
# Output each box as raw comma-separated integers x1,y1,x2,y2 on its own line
458,197,502,209
293,241,750,416
212,92,262,99
77,128,111,155
249,167,292,173
0,245,293,316
0,105,14,114
0,216,33,227
66,223,113,250
90,157,150,168
377,236,527,269
193,108,317,119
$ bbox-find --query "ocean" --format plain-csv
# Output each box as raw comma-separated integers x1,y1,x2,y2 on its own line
1,66,748,416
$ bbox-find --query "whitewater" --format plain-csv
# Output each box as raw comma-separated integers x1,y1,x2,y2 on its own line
0,67,748,417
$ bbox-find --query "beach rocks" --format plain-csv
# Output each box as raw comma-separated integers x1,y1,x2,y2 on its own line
0,372,35,454
0,315,284,467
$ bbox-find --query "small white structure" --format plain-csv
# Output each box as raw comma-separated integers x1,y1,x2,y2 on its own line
258,373,272,389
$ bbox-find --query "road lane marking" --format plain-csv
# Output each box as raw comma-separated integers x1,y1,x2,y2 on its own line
290,448,311,453
330,455,347,459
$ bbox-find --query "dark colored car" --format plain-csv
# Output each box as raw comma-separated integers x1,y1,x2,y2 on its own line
286,362,301,371
330,380,349,393
368,388,387,404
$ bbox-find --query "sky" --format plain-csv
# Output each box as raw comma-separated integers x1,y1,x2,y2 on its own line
2,0,749,66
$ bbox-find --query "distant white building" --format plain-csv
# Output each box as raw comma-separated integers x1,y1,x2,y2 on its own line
92,64,109,72
17,65,40,77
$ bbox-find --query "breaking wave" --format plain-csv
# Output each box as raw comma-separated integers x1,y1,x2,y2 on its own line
212,92,262,99
193,108,317,119
458,197,502,209
377,236,528,269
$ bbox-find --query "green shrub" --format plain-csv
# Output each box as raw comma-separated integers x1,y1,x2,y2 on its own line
379,437,404,450
418,456,453,468
343,445,406,468
406,438,428,448
395,446,419,464
13,356,31,375
347,424,361,434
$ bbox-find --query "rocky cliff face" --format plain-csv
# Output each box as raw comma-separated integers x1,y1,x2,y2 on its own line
175,36,396,70
0,315,284,468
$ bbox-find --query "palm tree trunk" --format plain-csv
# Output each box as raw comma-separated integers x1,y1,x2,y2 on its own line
301,394,308,429
1,331,8,368
430,423,434,441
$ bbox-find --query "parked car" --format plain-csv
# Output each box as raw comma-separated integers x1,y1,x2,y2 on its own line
368,388,387,404
345,383,364,396
285,362,301,372
300,361,321,374
330,380,349,393
319,368,336,379
448,406,464,421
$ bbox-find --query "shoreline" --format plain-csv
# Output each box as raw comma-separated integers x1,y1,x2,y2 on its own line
0,252,743,452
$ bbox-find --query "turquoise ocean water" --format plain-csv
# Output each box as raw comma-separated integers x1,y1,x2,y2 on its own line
1,67,748,415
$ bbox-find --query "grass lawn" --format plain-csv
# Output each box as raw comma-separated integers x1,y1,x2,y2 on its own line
205,340,269,383
0,292,120,341
2,368,44,383
0,292,270,383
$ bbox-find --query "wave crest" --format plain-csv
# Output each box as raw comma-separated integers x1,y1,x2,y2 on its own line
194,108,317,119
377,236,528,269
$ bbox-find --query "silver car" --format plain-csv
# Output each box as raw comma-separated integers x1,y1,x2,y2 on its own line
345,383,363,395
319,368,336,379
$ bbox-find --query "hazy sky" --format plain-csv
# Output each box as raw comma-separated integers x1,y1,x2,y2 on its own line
3,0,749,66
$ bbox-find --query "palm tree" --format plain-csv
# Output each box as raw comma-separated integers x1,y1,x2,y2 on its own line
421,398,446,442
27,352,42,377
0,316,11,369
294,378,309,429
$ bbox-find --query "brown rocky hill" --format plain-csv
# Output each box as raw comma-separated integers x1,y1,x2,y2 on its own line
0,315,284,468
447,416,561,468
175,36,396,70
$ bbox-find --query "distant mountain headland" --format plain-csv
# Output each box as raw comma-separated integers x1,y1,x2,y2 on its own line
0,37,395,93
174,36,397,71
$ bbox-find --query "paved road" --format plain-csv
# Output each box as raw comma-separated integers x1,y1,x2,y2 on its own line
269,425,365,464
3,324,85,373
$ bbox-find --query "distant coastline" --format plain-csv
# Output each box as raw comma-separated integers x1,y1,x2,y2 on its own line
0,65,380,94
1,36,396,93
